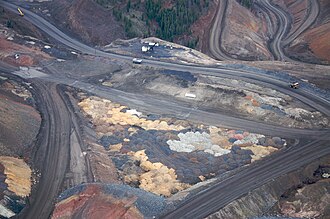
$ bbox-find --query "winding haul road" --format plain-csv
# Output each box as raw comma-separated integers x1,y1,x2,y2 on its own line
282,0,320,46
1,1,329,218
208,0,320,62
207,0,235,61
257,0,291,61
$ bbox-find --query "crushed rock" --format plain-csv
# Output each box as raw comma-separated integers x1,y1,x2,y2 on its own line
167,131,231,156
233,133,265,146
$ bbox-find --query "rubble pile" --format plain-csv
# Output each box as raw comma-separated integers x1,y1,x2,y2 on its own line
167,131,231,156
78,96,286,193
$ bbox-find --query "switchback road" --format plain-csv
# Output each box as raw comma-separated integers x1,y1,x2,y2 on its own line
282,0,320,46
256,0,291,61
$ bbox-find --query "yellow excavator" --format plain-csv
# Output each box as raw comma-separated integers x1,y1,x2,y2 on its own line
17,8,24,16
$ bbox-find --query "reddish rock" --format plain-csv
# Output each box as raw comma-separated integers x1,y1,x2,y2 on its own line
52,184,143,219
234,134,244,140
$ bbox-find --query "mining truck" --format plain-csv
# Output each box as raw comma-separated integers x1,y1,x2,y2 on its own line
290,82,299,89
17,8,24,16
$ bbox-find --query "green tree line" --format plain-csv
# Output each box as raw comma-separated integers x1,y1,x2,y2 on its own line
146,0,209,41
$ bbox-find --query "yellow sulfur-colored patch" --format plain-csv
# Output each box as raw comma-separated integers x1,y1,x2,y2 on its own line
126,150,190,197
78,97,185,132
0,156,31,197
242,145,278,162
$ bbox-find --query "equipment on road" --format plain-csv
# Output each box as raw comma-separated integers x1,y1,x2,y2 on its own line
185,93,197,99
290,82,299,89
17,8,24,16
132,58,142,64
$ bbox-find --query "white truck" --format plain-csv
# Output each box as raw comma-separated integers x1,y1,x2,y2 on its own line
132,58,143,64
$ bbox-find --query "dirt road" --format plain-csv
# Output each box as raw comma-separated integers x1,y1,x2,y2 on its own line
207,0,235,61
282,0,320,46
161,137,330,218
17,81,71,219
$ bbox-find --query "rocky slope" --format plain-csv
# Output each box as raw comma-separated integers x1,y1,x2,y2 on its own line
46,0,125,45
52,183,166,219
222,0,272,60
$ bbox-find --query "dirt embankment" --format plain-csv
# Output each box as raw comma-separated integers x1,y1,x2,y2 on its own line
222,0,271,60
0,76,41,218
303,22,330,63
0,79,41,157
276,0,309,34
207,156,330,219
0,27,52,67
47,0,125,46
0,6,45,41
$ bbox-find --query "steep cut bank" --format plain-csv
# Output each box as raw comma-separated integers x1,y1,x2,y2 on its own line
46,0,125,45
221,0,271,60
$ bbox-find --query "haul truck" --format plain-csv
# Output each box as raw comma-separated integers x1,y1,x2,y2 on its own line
290,82,299,89
17,8,24,16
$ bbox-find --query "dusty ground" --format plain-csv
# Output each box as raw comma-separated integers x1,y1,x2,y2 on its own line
42,0,125,46
0,28,52,67
0,76,41,218
0,3,329,218
104,37,218,65
52,184,144,219
0,27,44,218
279,179,330,218
0,6,46,42
99,67,329,129
247,61,330,91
